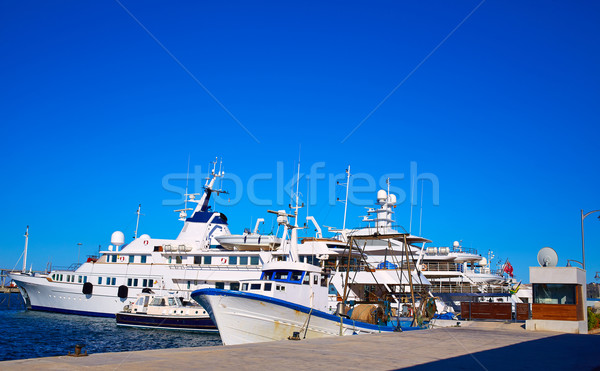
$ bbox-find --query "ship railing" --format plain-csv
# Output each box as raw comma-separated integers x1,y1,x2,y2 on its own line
430,283,509,294
169,264,262,271
401,262,463,272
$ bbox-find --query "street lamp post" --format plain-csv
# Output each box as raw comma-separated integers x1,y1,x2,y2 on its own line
581,209,600,270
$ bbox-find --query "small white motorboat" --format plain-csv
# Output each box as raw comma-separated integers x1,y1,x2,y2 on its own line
216,218,281,251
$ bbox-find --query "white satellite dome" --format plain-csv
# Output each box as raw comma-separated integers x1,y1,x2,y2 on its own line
388,193,397,204
377,189,387,202
479,257,488,266
111,231,125,247
453,241,460,248
139,234,151,240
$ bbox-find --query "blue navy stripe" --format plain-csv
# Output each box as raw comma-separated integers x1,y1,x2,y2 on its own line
30,305,115,318
192,288,404,332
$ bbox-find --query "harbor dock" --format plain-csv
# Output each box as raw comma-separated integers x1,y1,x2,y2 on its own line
2,322,599,370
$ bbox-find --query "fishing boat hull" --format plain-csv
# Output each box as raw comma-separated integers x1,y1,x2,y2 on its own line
192,288,400,345
116,312,217,332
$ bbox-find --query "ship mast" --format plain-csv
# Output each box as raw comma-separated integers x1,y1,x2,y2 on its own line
134,204,142,239
22,225,29,273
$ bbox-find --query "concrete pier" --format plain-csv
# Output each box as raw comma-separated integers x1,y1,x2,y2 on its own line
2,323,599,370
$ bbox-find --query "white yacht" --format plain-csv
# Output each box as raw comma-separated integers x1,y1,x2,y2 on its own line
7,162,334,317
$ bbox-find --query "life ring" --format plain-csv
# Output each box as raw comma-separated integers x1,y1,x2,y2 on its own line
421,264,427,271
143,240,149,245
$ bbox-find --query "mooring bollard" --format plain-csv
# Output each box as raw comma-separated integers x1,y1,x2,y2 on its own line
67,344,88,357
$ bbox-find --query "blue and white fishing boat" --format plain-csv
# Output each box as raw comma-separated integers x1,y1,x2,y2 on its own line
192,168,423,345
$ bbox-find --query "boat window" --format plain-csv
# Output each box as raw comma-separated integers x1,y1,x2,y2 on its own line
187,281,191,289
141,256,147,264
299,256,304,263
111,255,117,263
250,283,261,290
239,256,248,265
83,276,87,283
143,279,148,287
204,256,212,265
128,278,132,286
168,297,177,306
148,279,154,288
290,271,303,283
78,276,82,283
194,256,202,264
176,256,182,264
133,278,138,286
303,274,310,285
98,277,102,284
129,255,135,263
313,274,319,285
215,282,225,289
264,283,272,291
320,274,327,287
276,285,285,292
230,282,240,291
274,271,289,280
111,278,116,286
229,256,237,265
242,283,249,291
262,272,273,280
168,256,172,264
250,256,259,265
150,298,162,306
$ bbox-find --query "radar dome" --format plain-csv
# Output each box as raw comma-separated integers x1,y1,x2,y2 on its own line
453,241,460,248
389,194,397,204
139,234,150,240
111,231,125,247
377,189,387,202
479,257,488,266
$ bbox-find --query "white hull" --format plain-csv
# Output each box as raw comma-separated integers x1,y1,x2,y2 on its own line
11,273,132,317
194,289,396,345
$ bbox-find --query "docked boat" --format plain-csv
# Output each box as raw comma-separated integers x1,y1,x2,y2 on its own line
192,189,425,345
116,292,217,332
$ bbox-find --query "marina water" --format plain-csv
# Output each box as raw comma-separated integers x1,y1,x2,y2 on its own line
0,293,221,362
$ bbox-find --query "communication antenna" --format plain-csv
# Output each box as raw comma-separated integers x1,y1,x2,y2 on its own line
134,204,143,239
537,247,558,267
409,175,415,233
418,180,424,236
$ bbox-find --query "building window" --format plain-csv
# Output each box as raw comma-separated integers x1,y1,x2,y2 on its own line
141,256,147,264
533,284,577,305
204,256,212,265
129,255,135,263
250,256,259,265
215,282,225,289
230,282,240,291
229,256,237,265
239,256,248,265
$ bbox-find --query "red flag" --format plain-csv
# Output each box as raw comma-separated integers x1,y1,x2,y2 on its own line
503,261,514,278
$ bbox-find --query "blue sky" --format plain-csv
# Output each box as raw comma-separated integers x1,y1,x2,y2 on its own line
1,1,599,282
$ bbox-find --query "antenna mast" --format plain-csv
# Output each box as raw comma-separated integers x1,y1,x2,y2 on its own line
409,175,415,233
343,166,351,230
134,204,142,239
418,180,424,236
22,225,29,273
